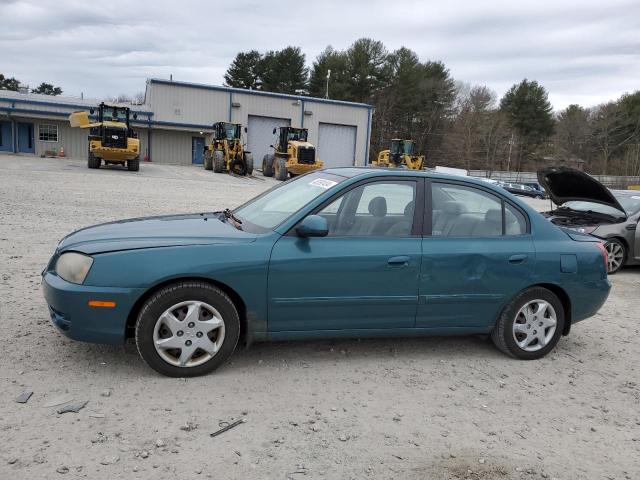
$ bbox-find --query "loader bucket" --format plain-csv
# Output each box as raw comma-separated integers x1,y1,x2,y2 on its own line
69,111,90,128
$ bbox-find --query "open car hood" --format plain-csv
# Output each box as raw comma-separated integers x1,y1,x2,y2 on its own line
537,167,626,213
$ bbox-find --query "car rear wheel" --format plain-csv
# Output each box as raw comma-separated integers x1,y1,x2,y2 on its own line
491,287,564,360
135,281,240,377
604,239,625,274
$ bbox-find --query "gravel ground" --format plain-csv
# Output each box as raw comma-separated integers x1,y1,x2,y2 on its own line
1,154,639,480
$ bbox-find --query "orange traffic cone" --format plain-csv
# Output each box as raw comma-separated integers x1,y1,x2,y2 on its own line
59,147,65,157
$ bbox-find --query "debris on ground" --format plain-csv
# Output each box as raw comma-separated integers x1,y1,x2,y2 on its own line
99,455,120,465
210,418,246,438
57,400,88,414
16,391,33,403
180,421,198,432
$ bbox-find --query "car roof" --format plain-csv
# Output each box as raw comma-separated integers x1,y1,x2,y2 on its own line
322,167,488,184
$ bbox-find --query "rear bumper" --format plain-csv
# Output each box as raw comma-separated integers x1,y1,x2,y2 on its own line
571,278,611,324
42,272,144,345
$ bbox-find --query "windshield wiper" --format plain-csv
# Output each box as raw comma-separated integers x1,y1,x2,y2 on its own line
222,208,243,230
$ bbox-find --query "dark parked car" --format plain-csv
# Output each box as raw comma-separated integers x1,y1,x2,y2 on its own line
539,167,640,273
43,168,611,377
500,182,546,199
522,182,549,199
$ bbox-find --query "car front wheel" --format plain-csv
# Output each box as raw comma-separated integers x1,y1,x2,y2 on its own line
491,287,564,360
135,281,240,377
604,238,625,274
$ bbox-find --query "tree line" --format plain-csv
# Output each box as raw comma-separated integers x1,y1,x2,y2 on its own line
224,39,640,176
0,73,63,96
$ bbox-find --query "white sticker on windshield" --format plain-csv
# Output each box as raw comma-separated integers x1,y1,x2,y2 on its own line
632,196,640,200
309,178,337,189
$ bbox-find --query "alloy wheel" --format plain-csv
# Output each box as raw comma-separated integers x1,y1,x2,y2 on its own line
153,300,225,367
605,241,624,273
512,300,557,352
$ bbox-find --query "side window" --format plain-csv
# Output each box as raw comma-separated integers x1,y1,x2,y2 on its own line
432,183,502,237
318,181,416,237
505,203,527,235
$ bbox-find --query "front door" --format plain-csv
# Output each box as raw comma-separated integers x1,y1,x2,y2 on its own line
268,178,423,332
191,137,204,164
17,122,34,153
417,181,535,329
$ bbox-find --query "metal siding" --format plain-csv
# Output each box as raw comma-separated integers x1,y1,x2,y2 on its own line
148,83,227,125
300,102,369,166
318,123,357,167
151,129,197,165
247,115,291,165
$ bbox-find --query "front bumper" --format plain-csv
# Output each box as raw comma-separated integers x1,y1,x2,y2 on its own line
42,272,144,345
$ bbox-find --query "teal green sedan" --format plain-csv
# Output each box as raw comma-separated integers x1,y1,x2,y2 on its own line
42,168,611,376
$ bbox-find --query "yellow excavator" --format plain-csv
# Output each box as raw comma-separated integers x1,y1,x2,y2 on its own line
372,139,424,170
204,122,253,175
69,102,140,171
262,127,323,181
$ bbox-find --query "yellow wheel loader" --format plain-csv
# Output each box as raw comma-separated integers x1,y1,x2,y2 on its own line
262,127,323,181
69,102,140,171
372,139,424,170
203,122,253,176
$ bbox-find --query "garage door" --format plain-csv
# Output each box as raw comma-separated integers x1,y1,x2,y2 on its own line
318,123,357,168
248,115,291,165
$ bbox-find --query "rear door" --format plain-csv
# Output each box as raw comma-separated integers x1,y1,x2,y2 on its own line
417,180,535,329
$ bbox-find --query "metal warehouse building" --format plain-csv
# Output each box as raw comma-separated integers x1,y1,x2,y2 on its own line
0,79,373,167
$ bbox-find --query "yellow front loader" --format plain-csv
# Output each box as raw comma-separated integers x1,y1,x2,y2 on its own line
372,139,424,170
69,102,140,171
203,122,253,175
262,127,323,181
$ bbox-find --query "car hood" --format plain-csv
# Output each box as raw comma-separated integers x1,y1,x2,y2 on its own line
57,212,257,255
537,167,626,213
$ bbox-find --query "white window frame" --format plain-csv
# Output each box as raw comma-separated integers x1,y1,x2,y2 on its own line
38,124,59,142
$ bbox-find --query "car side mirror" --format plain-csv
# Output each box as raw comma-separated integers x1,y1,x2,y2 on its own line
296,215,328,238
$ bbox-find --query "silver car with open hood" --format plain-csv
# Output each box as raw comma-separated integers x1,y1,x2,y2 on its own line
539,167,640,273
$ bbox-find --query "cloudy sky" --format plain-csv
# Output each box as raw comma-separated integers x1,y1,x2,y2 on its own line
1,0,638,110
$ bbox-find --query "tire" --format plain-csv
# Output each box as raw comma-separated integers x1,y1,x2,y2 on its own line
244,152,254,176
213,151,224,173
203,151,213,170
127,158,140,172
88,150,101,169
230,158,247,176
491,287,565,360
604,238,626,274
135,281,240,377
274,157,288,181
262,153,274,177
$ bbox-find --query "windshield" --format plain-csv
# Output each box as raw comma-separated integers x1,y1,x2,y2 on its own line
234,171,347,232
563,193,640,216
287,129,308,142
102,106,128,122
224,124,237,139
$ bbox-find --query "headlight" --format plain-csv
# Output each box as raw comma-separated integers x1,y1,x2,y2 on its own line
571,226,597,234
55,252,93,284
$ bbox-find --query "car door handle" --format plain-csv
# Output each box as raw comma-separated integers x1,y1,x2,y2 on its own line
625,223,637,231
508,254,528,264
388,256,410,266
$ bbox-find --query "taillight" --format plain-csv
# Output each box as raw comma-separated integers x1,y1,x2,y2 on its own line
596,242,608,273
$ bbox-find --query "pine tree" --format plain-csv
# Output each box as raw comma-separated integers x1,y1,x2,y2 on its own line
308,46,350,100
261,47,308,94
223,50,263,90
31,82,63,96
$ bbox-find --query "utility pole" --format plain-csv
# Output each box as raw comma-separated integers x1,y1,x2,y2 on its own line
506,132,514,172
325,69,331,99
